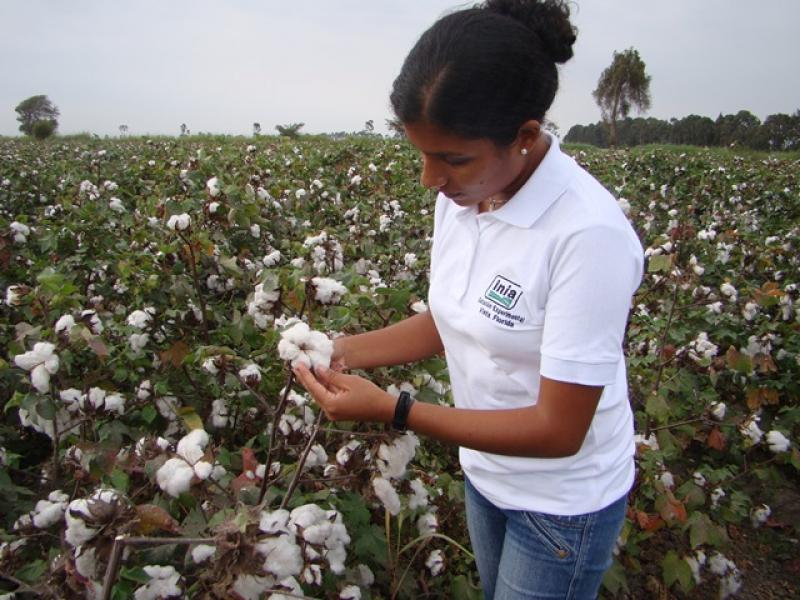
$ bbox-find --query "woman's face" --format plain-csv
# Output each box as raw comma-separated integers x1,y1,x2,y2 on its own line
404,120,534,208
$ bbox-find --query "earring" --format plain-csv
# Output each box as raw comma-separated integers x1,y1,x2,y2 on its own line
521,148,529,156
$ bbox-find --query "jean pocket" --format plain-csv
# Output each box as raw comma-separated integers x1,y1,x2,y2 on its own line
521,511,577,559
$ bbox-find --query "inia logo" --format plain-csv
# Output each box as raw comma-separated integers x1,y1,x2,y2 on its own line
484,275,522,309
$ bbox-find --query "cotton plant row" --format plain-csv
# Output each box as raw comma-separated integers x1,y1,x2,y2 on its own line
1,136,798,598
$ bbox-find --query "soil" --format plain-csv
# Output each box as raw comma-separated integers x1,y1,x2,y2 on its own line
612,482,800,599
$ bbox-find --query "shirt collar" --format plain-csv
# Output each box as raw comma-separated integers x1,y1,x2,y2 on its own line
486,132,575,228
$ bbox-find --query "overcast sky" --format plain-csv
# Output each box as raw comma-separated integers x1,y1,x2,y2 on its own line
1,1,798,137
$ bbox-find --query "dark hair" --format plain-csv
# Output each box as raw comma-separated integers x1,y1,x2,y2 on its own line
390,0,576,145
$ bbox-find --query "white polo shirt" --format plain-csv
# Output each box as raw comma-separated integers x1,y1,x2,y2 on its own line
428,134,643,515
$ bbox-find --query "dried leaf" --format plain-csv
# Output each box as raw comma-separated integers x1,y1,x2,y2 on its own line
160,341,190,368
658,492,687,524
135,504,180,534
635,510,665,532
88,336,109,360
746,387,780,410
707,428,726,451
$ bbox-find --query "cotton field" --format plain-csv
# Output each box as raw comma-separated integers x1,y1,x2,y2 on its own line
0,135,797,598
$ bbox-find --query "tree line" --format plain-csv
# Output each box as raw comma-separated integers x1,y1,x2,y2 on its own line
564,110,800,151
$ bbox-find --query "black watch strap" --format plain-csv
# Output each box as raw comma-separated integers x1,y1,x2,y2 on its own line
392,391,415,431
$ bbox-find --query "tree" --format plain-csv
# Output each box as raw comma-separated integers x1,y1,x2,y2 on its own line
593,48,651,146
119,124,129,136
253,122,261,136
385,118,405,139
32,120,57,140
275,122,304,139
15,95,60,136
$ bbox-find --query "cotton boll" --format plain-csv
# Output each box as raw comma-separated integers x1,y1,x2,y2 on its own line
425,549,445,576
311,277,348,304
127,309,154,329
135,565,182,599
376,432,419,480
750,504,771,528
372,477,401,515
64,499,100,547
176,429,209,464
232,574,275,600
277,322,334,369
417,511,438,536
339,585,361,600
408,478,429,510
193,461,213,480
356,564,375,587
766,430,791,453
238,363,262,385
710,402,727,421
206,177,221,197
303,564,323,586
336,440,361,466
257,536,303,579
156,458,196,497
166,213,191,231
191,544,216,563
289,503,327,530
259,509,291,535
55,314,76,334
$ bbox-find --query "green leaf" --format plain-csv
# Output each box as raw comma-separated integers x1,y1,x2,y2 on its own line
353,524,388,566
15,559,47,584
647,254,673,273
645,391,671,424
450,574,483,600
119,566,151,584
662,550,693,591
602,560,629,596
140,404,158,424
4,391,25,413
178,407,204,431
109,469,130,493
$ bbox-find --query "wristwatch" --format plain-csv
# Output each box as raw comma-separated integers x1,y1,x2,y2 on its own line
392,391,415,431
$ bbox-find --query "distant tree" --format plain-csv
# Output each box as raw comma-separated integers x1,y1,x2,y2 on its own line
385,118,405,139
593,48,651,146
750,110,800,151
364,120,374,134
670,114,717,146
180,123,190,136
275,122,304,138
15,95,60,136
715,110,760,147
253,122,261,136
542,118,560,138
32,119,57,140
119,124,129,136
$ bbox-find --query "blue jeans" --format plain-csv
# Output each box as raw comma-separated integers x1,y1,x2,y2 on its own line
465,477,626,600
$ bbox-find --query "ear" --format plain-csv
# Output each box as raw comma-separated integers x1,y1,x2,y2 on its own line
515,120,542,150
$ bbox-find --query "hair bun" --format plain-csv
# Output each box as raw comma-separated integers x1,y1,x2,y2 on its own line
484,0,576,64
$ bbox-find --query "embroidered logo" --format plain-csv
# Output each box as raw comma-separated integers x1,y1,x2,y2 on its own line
484,275,522,310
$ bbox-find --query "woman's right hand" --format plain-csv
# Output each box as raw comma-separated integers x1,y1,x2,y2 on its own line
330,336,349,372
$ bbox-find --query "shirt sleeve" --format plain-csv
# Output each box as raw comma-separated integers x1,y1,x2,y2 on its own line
539,224,643,386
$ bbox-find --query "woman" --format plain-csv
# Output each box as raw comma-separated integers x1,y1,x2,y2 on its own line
294,1,644,598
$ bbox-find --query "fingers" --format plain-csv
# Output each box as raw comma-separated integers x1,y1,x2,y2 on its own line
313,364,341,388
292,363,333,400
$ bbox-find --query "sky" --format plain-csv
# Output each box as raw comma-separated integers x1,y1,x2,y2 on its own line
1,0,798,138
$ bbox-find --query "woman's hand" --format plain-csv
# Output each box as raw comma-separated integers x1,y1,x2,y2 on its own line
293,363,395,424
329,337,348,372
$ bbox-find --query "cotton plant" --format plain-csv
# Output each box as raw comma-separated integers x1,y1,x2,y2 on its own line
277,321,334,369
13,341,59,393
155,429,225,497
311,276,348,304
134,565,183,599
247,281,279,329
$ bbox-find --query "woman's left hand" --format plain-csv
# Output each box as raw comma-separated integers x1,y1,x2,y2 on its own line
292,363,395,424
